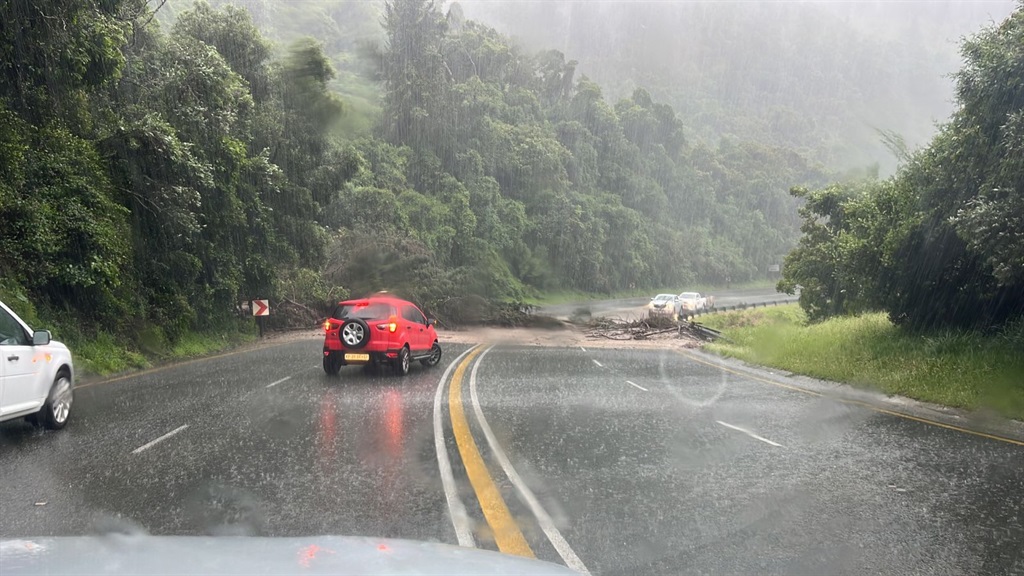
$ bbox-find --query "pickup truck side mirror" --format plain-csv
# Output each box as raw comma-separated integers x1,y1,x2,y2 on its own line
32,330,51,346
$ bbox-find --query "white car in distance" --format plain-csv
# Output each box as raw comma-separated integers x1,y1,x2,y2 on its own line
0,300,75,429
648,293,681,320
677,292,709,314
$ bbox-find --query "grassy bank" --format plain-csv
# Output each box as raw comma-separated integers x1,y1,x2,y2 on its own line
0,290,258,377
60,324,258,379
700,305,1024,420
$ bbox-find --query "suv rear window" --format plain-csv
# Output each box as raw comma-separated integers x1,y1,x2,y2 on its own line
331,302,394,321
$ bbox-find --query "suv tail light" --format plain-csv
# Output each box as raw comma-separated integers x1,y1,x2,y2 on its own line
324,320,337,333
376,316,398,333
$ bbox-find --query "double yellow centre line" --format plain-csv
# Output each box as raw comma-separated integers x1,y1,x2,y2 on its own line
447,347,535,557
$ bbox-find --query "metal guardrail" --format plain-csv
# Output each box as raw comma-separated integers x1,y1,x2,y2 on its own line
684,296,800,319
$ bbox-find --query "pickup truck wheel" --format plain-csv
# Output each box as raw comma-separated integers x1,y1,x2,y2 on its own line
41,372,73,430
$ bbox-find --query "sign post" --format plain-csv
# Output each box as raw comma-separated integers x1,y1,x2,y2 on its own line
252,299,270,337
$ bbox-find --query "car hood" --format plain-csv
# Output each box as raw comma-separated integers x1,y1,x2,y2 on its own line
49,340,70,353
0,535,580,576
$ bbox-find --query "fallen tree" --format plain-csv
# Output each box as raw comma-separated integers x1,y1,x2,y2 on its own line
580,316,724,343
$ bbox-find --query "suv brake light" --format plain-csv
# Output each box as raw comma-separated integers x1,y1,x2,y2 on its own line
376,316,398,333
324,320,337,333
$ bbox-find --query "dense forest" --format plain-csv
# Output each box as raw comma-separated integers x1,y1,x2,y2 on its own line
1,0,1021,354
0,0,830,341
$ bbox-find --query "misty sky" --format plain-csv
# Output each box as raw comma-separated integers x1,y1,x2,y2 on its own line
455,0,1019,171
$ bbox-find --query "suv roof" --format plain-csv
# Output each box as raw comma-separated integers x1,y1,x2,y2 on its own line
329,296,420,321
336,295,412,308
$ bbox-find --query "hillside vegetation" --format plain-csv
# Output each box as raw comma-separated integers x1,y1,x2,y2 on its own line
2,0,1021,375
1,0,832,368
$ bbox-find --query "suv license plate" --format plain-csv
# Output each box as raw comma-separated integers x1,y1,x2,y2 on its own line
344,353,370,362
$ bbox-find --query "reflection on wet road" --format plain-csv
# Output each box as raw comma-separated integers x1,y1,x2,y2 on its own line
1,337,1022,575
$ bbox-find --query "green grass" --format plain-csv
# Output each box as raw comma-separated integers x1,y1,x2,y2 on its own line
701,305,1024,420
523,289,606,306
69,331,151,376
169,330,256,359
2,281,261,379
58,324,257,379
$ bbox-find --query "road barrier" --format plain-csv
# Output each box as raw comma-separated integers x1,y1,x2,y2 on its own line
684,296,800,320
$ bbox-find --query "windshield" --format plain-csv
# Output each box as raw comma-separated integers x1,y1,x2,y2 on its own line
3,1,1023,575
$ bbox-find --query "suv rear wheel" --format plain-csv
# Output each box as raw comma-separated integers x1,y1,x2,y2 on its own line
393,346,410,376
323,353,342,376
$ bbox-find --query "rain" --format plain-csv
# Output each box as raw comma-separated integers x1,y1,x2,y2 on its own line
1,1,1023,574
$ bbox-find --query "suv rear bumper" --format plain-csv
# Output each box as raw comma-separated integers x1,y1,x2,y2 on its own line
323,348,401,365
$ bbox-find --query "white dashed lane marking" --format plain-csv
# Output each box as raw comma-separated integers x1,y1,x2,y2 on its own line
716,420,783,447
625,380,648,392
132,425,189,454
266,376,291,388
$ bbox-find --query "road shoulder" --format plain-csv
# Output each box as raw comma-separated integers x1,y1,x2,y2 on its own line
77,329,322,387
682,347,1024,445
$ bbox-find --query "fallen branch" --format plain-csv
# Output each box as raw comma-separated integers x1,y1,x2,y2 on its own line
280,297,319,318
578,314,724,343
634,326,683,339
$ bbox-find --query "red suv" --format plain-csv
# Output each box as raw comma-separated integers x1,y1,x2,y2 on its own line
322,295,442,376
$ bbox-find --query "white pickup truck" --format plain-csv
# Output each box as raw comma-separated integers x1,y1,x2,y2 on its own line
0,300,75,429
676,292,710,315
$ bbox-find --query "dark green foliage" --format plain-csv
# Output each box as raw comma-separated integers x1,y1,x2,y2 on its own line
350,0,829,302
19,0,1017,351
1,0,354,344
779,6,1024,331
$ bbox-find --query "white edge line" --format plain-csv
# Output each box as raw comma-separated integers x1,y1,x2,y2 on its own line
433,345,478,548
715,420,783,447
268,364,320,388
132,425,189,454
591,359,603,368
625,380,648,392
469,346,591,575
266,376,291,388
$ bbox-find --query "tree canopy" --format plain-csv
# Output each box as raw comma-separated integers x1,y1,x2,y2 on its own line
779,6,1024,331
4,0,1019,344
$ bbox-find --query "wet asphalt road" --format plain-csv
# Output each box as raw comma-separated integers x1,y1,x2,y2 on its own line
2,338,1023,575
